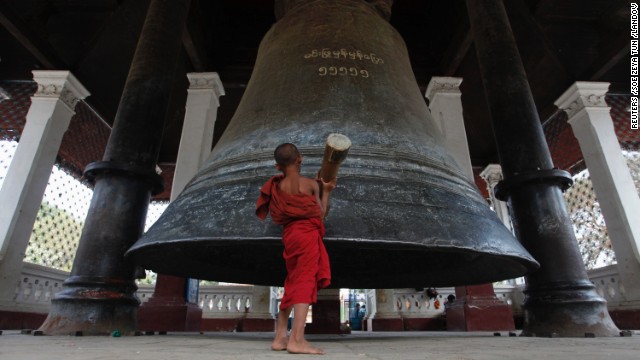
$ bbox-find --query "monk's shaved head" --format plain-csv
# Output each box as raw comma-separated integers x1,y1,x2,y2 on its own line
274,143,300,166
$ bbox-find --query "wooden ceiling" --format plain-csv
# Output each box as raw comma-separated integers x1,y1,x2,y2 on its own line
0,0,631,170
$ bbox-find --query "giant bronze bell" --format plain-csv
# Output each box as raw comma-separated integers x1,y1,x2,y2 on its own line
127,0,539,288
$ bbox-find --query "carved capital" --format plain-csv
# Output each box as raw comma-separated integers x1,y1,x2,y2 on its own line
554,81,610,119
186,72,225,97
425,77,463,101
480,164,503,188
34,84,79,109
32,71,90,110
0,86,9,103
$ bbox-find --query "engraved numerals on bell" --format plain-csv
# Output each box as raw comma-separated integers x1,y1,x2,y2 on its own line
318,66,369,78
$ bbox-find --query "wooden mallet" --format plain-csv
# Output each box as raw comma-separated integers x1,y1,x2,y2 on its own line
317,133,350,217
318,133,351,182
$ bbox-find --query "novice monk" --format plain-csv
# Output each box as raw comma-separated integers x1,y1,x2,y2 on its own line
256,143,337,355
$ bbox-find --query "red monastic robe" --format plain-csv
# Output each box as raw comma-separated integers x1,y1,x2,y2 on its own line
256,175,331,310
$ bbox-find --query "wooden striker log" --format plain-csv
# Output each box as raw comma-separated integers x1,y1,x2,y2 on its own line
318,133,351,181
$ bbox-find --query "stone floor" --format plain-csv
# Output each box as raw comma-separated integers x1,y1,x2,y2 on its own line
1,330,639,360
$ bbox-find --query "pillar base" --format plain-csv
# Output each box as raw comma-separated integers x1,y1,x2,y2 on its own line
446,298,514,331
38,277,139,335
137,300,202,332
368,317,404,331
609,309,640,330
521,281,619,337
403,317,446,331
305,299,348,334
370,317,446,331
137,274,201,332
201,317,243,332
241,317,275,332
0,310,46,330
446,284,515,332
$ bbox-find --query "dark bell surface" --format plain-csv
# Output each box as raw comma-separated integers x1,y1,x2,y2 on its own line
127,0,539,287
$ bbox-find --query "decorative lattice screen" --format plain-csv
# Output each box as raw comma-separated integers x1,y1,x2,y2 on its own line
0,81,171,275
544,94,639,269
25,165,93,270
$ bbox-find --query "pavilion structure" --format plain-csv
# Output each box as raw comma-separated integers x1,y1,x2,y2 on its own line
0,0,637,336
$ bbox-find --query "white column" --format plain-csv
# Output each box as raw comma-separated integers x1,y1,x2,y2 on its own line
171,72,225,201
480,164,514,234
0,71,89,309
367,289,402,331
426,77,474,181
0,86,10,103
555,81,640,303
245,285,275,321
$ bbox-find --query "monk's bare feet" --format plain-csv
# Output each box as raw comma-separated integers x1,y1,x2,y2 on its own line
271,336,288,351
286,339,325,355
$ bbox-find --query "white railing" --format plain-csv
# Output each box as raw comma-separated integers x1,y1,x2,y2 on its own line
137,283,254,318
12,262,68,313
390,286,520,318
136,284,155,304
198,285,253,318
495,284,524,315
588,264,624,306
12,266,256,319
393,288,447,318
8,261,637,320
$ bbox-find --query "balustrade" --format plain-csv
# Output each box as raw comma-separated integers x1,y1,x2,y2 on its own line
387,286,519,319
5,262,636,325
589,265,624,306
198,285,253,318
10,263,67,312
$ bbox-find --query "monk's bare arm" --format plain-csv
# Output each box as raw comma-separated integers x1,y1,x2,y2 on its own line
311,180,324,214
304,177,335,217
318,178,336,218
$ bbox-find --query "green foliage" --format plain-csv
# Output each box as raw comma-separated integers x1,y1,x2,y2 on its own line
136,270,158,285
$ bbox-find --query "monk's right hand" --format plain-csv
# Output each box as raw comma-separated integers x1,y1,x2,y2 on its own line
321,177,337,193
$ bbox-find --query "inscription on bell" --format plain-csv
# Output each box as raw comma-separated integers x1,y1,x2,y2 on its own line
305,47,382,78
304,48,384,64
318,66,369,78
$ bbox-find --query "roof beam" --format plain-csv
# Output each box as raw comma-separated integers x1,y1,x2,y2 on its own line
440,14,471,76
182,25,208,72
587,37,630,81
0,2,66,69
442,30,472,77
182,1,209,72
503,0,572,79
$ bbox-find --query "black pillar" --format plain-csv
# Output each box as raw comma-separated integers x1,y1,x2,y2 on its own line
466,0,619,337
39,0,191,335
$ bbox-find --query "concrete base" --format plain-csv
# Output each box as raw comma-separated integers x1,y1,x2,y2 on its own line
0,310,46,330
201,318,243,332
368,317,404,331
137,274,202,332
305,299,348,334
609,309,640,330
137,302,202,332
241,318,275,332
403,317,446,331
368,317,444,331
200,317,275,332
446,284,515,332
446,300,515,331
